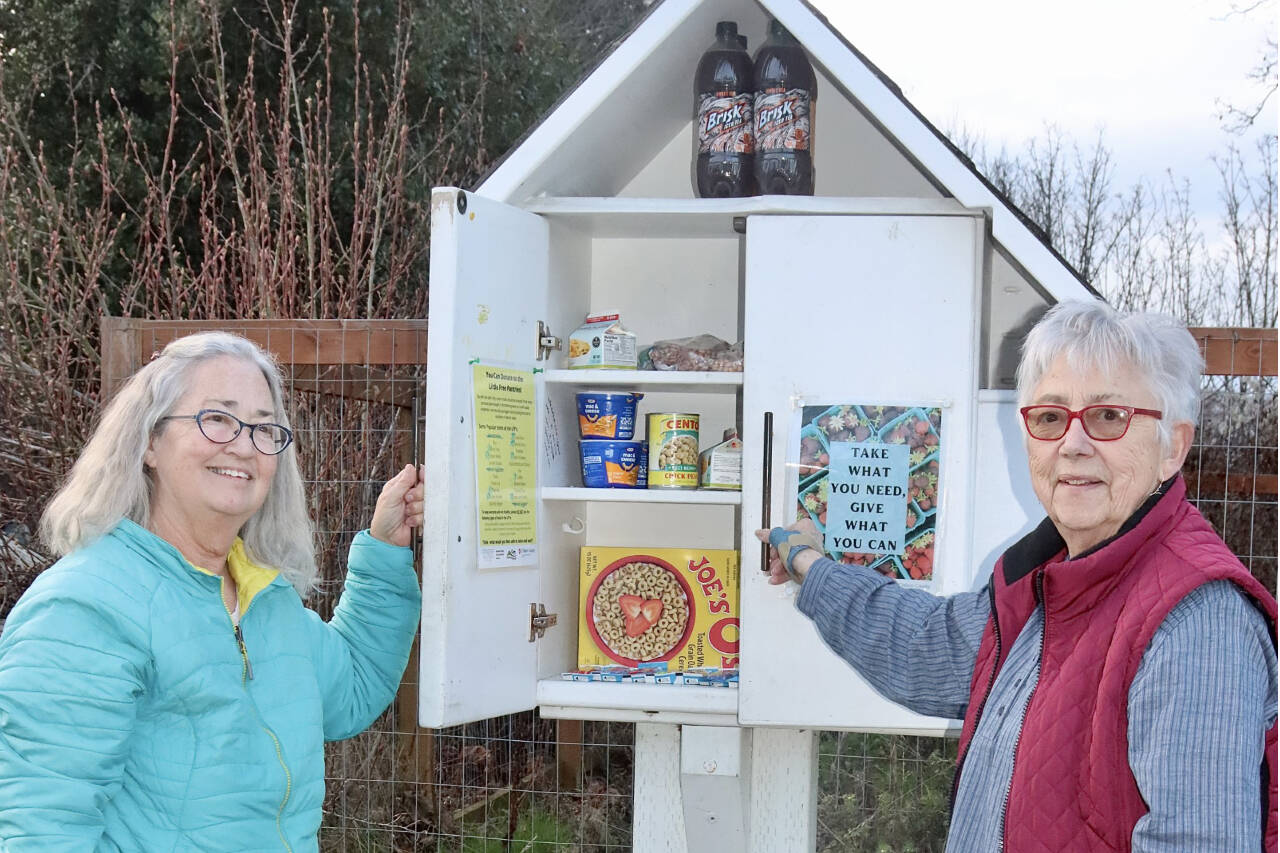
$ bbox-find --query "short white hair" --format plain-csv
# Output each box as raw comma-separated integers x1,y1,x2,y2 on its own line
41,332,317,593
1016,299,1203,449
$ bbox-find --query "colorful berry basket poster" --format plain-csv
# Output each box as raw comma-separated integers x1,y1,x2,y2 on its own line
794,404,942,581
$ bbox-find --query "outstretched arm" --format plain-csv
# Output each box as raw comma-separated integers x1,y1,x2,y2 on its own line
757,524,987,719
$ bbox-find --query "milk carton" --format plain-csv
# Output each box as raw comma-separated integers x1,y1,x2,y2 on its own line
698,428,743,490
567,313,637,369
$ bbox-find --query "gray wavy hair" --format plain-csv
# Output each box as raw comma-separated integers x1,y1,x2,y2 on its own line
1016,299,1203,450
40,332,317,593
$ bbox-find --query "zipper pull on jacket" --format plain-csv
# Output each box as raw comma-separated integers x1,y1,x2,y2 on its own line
234,623,255,680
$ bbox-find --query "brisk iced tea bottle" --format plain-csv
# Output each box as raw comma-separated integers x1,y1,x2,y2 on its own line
693,21,754,198
753,19,816,195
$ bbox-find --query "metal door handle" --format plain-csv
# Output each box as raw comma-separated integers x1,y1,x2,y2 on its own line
760,411,773,573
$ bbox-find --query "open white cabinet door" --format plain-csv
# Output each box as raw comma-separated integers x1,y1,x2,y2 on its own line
420,188,549,727
738,212,984,734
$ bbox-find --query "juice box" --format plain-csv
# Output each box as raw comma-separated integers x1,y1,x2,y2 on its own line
578,546,739,671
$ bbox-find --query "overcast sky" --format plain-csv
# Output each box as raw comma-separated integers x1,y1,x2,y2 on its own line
810,0,1277,228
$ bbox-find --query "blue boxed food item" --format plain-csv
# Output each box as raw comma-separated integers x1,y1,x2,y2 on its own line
621,442,649,490
579,439,644,487
576,391,642,439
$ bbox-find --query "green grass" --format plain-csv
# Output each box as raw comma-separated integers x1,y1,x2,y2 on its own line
459,804,587,852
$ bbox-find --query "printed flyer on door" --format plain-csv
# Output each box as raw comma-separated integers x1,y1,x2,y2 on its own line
795,404,941,581
471,363,537,569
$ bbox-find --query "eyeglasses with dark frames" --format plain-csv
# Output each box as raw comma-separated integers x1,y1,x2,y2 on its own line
159,409,293,455
1019,404,1163,442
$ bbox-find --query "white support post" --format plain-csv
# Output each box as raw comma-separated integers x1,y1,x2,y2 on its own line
747,727,818,853
633,722,688,852
680,725,751,850
633,724,818,853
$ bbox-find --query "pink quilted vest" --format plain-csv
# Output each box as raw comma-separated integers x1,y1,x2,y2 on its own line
957,477,1277,852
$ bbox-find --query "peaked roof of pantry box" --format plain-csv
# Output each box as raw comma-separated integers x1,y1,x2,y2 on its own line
474,0,1097,301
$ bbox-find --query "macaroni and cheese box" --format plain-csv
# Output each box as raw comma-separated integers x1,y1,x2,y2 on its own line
577,546,739,671
567,313,638,370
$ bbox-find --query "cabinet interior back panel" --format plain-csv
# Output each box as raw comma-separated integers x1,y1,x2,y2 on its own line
589,237,742,349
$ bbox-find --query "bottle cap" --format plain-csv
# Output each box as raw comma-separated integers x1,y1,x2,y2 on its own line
715,21,739,40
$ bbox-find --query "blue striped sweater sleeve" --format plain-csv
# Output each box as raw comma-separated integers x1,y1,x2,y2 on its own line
795,556,990,719
1127,579,1277,852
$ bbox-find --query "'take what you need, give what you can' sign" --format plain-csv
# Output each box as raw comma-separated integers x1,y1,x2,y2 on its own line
796,404,941,581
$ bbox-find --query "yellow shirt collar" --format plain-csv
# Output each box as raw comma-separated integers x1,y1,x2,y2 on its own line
190,538,280,616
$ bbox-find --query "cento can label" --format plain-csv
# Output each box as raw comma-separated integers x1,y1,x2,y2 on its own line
647,413,700,489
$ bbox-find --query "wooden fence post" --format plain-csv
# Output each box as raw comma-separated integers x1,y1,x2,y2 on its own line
393,397,436,789
557,720,584,790
100,316,144,399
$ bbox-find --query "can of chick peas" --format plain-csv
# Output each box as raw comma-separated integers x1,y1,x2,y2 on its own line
647,413,699,489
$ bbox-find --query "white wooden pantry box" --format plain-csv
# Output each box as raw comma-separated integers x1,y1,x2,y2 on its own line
419,0,1096,848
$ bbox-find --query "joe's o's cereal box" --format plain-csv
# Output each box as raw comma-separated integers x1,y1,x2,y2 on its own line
577,547,739,671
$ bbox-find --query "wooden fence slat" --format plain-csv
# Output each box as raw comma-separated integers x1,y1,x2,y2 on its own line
1188,327,1277,377
1185,471,1279,497
117,320,427,367
289,365,420,409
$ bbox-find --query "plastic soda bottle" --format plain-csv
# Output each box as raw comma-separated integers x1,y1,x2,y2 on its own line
753,19,815,195
693,21,755,197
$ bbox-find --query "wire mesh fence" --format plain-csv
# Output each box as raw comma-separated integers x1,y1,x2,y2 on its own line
814,733,956,852
325,714,636,852
29,321,1278,852
1189,376,1277,592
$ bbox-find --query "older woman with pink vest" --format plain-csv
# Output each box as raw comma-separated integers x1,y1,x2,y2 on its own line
759,299,1277,852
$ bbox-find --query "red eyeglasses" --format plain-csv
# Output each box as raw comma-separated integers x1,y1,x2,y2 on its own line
1019,404,1163,441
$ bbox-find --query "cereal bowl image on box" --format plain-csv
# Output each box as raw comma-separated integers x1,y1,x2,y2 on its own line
585,555,695,666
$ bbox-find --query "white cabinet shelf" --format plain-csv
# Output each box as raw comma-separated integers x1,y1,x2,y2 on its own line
541,487,742,505
524,195,973,238
543,369,742,392
536,678,738,726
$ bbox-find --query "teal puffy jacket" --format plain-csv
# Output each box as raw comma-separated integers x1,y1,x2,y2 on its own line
0,519,421,852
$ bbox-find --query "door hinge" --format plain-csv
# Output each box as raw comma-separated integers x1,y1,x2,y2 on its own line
529,603,558,642
536,320,562,362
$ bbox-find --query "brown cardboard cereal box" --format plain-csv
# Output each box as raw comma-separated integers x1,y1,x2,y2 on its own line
578,546,739,671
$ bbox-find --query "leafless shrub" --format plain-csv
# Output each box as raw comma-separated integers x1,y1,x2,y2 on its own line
953,123,1277,597
0,0,438,601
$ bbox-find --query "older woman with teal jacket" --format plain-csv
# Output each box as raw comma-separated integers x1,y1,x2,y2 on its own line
0,332,423,852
